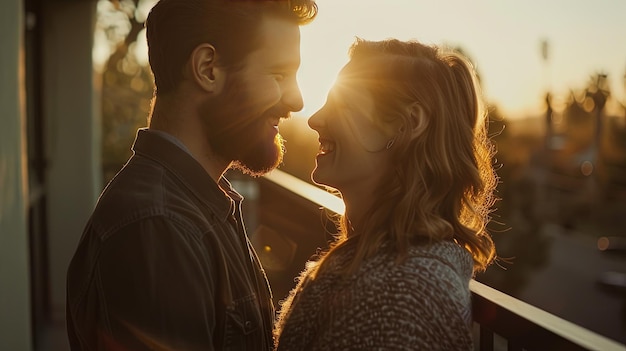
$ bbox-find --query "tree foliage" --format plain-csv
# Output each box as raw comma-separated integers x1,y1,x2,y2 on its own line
98,0,154,184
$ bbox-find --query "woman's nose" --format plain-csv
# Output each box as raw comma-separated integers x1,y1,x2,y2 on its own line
307,108,325,131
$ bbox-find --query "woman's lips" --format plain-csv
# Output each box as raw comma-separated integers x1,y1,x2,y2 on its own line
318,138,335,155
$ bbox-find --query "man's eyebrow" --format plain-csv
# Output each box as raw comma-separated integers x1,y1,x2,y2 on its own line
268,59,301,71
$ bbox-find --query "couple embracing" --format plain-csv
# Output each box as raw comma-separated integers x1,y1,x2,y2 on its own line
66,1,498,350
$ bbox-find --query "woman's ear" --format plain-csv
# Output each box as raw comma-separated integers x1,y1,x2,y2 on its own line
185,43,224,93
406,102,428,140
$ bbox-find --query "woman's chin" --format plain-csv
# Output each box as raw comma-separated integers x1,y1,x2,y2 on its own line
311,170,338,190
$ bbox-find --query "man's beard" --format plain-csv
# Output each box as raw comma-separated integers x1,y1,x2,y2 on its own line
200,79,287,177
230,132,285,177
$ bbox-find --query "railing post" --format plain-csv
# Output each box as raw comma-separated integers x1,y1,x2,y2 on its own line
479,326,494,351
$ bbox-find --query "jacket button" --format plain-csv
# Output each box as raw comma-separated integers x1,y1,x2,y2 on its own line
244,321,252,329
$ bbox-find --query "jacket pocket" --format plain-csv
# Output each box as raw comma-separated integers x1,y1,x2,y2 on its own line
222,293,263,349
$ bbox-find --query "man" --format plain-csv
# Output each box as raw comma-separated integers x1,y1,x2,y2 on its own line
66,0,317,349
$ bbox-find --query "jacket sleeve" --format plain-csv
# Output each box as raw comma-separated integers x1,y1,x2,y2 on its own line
94,215,217,351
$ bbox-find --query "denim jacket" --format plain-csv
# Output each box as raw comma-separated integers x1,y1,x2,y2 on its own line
66,129,274,350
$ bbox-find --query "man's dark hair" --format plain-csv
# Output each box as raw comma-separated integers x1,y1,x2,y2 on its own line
145,0,317,96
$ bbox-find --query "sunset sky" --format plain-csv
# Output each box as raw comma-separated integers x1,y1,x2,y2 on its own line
99,0,626,121
295,0,626,120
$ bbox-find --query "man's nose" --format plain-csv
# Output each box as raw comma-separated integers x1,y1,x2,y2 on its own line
282,80,304,112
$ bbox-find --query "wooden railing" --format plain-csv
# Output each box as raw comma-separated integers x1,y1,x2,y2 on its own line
258,170,626,351
471,280,624,351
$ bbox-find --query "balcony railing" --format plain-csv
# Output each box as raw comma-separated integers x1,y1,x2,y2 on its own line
470,280,624,351
250,169,626,351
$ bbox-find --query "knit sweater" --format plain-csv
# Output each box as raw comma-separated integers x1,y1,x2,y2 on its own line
274,240,474,351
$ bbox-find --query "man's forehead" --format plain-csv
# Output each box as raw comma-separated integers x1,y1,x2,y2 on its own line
251,15,301,66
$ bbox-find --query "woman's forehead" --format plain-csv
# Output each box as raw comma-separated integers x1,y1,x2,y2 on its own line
334,61,395,97
329,80,369,103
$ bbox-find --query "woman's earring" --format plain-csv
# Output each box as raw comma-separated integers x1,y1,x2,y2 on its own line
385,138,395,150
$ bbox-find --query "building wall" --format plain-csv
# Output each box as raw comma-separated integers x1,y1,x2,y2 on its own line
0,0,33,349
42,0,101,321
0,0,100,348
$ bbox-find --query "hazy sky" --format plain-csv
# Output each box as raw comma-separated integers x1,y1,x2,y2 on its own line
296,0,626,119
101,0,626,120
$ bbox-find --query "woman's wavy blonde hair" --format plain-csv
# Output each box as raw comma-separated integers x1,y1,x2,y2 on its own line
312,38,498,277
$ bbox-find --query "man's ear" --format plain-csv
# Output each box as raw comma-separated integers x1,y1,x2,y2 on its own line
186,43,223,93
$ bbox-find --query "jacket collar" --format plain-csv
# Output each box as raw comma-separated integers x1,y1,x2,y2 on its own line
132,128,241,222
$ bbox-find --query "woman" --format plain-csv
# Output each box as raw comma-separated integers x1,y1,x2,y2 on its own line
274,38,499,350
